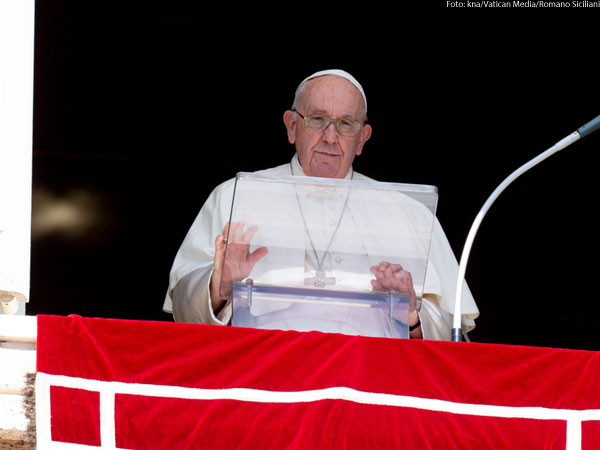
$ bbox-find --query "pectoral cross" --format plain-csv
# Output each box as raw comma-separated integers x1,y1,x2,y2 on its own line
305,268,336,288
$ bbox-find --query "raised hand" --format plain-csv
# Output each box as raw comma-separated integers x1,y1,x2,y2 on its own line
210,221,268,311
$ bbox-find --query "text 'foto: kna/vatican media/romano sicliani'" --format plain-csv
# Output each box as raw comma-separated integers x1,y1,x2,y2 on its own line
446,0,599,7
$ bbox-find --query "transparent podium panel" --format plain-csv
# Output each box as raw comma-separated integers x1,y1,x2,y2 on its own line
221,172,438,339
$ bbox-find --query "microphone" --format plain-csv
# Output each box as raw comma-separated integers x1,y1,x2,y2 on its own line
577,114,600,138
452,114,600,342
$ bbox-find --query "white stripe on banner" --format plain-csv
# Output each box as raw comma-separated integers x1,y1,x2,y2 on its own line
36,372,600,449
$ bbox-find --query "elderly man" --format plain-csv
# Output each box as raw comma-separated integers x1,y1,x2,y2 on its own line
164,69,479,340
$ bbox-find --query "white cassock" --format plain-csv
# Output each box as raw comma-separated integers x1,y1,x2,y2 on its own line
163,155,479,340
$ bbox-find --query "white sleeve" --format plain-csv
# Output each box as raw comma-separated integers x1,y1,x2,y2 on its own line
419,297,453,341
425,218,479,333
171,266,231,325
163,178,235,322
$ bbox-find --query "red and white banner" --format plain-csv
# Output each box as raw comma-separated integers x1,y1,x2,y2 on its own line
36,315,600,449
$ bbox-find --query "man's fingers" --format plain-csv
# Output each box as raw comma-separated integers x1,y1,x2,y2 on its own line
222,222,231,240
215,234,226,252
224,221,259,245
389,263,404,273
242,224,259,244
376,261,390,271
382,263,403,276
370,279,383,291
228,221,245,243
247,246,268,267
372,262,404,276
214,235,226,263
370,267,385,280
370,261,416,296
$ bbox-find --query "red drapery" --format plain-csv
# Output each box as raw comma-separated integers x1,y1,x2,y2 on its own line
36,315,600,449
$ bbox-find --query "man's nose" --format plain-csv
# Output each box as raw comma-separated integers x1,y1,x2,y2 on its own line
322,122,339,143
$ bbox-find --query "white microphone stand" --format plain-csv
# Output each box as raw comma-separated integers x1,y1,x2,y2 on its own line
452,114,600,342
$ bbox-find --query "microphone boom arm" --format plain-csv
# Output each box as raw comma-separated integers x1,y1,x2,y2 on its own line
452,114,600,342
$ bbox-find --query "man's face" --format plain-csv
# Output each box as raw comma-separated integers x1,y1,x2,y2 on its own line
283,76,372,179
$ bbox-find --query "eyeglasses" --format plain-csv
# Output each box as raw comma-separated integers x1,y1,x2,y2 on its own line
293,109,364,137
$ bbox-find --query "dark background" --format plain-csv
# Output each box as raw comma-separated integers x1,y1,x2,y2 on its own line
30,2,600,350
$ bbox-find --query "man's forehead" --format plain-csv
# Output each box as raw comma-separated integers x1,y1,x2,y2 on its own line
302,76,365,114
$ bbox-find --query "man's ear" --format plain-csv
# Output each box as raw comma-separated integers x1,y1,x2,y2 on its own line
283,110,297,144
355,123,372,156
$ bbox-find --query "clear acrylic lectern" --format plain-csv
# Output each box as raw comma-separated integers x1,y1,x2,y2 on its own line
220,172,438,339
